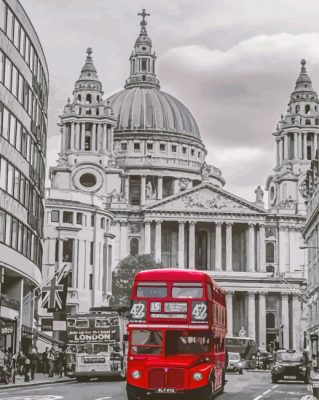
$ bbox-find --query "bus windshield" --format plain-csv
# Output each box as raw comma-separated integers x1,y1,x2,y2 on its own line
136,286,167,298
166,331,211,355
172,287,203,298
131,330,162,354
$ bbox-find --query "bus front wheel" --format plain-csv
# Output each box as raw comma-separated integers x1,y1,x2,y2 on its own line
199,383,215,400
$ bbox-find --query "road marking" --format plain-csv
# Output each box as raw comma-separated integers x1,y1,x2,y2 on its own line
262,389,271,395
271,384,278,389
95,397,111,400
18,388,54,393
252,396,263,400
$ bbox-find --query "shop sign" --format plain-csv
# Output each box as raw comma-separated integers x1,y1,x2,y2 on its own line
41,318,53,332
0,324,13,335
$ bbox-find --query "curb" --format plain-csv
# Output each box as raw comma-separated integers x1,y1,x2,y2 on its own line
0,378,76,391
246,369,270,373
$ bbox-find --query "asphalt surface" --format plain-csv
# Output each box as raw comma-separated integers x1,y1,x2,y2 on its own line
0,372,312,400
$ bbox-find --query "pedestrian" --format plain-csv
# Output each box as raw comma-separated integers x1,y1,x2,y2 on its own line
28,348,39,380
24,355,31,382
56,347,65,377
0,347,5,383
16,351,26,376
47,346,56,377
42,347,49,374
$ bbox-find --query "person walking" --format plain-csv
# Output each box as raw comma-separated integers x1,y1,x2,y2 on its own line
42,347,49,374
16,351,25,376
47,346,56,377
29,349,39,380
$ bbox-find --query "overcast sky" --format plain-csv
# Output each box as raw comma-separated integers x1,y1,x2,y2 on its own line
22,0,319,202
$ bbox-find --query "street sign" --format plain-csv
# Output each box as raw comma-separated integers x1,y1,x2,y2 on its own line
41,318,53,332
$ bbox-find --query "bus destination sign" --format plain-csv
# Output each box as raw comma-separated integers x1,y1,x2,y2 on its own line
67,326,119,343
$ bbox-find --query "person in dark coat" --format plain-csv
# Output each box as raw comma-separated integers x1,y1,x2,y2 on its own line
28,349,39,380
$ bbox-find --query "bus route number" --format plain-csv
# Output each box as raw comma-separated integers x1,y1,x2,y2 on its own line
191,301,208,323
130,301,146,321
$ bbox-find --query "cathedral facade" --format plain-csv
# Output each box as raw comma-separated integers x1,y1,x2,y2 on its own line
42,11,319,351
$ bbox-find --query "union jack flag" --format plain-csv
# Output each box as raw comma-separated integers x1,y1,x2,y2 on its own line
41,265,70,312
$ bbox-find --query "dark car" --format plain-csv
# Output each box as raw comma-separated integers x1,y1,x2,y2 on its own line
271,349,310,384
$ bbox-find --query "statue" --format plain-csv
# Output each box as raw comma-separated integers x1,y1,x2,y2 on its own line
200,162,211,180
179,178,190,191
146,180,153,199
238,327,247,337
109,189,121,202
57,154,68,167
254,186,264,203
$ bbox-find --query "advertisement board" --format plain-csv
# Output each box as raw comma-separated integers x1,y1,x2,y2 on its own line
67,326,120,344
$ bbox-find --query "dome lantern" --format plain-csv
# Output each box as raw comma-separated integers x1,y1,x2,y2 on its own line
125,9,160,89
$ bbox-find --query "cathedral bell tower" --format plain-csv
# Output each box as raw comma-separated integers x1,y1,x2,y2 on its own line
266,60,319,215
50,49,117,195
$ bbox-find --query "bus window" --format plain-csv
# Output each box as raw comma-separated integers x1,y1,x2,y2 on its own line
136,286,167,298
172,287,203,298
166,331,211,355
76,319,89,328
67,319,75,327
93,344,108,353
131,330,162,354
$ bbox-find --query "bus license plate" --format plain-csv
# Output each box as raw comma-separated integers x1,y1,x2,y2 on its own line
284,376,296,379
155,388,176,394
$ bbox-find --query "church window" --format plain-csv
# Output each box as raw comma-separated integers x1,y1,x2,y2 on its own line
62,239,73,262
78,107,82,115
76,213,83,225
191,148,195,156
266,312,275,329
182,146,187,154
130,238,139,256
96,108,99,116
86,109,92,115
91,214,95,227
86,94,92,104
316,118,319,125
121,142,127,151
90,242,94,264
142,75,146,81
100,218,105,229
97,95,100,102
77,94,81,101
305,119,311,125
141,59,147,71
134,142,140,150
198,151,201,159
84,132,91,150
266,242,275,263
291,117,295,124
63,211,73,224
51,210,59,223
295,105,300,113
147,142,153,151
142,47,146,51
89,273,93,289
171,144,177,153
160,143,165,151
305,104,311,114
79,173,96,188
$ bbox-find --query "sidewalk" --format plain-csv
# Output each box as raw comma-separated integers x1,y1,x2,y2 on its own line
0,374,75,390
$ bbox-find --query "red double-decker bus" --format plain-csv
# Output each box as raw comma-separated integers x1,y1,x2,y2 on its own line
126,269,227,400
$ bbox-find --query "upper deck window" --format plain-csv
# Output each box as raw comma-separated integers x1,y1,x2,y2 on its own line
172,287,203,298
136,285,167,298
76,319,89,328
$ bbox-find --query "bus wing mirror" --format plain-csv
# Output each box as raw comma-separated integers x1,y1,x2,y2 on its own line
123,334,129,342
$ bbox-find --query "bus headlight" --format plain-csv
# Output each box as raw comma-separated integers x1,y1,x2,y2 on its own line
192,372,203,381
131,370,141,379
300,366,307,372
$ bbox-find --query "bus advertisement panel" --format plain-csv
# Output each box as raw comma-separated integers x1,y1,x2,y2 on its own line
66,311,127,381
126,269,227,400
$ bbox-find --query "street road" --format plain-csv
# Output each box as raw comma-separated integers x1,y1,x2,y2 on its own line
0,372,312,400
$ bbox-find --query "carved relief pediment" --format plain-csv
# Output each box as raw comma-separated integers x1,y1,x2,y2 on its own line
146,184,266,214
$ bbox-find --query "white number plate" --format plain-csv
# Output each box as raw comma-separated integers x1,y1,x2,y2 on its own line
155,388,176,393
284,375,296,379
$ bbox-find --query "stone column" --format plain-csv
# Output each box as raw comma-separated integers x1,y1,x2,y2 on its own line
75,123,80,150
292,294,301,351
314,133,318,158
92,124,96,151
155,220,162,263
259,224,266,272
188,221,196,269
226,291,234,336
108,125,113,153
70,122,75,150
141,175,146,206
298,132,302,160
72,239,78,288
284,134,289,160
144,220,151,254
276,139,280,166
102,124,106,152
248,223,255,272
173,178,179,194
157,177,163,200
258,291,267,348
248,292,256,339
279,226,287,274
294,132,298,159
280,138,284,163
215,222,222,271
226,222,233,272
125,176,129,202
61,127,65,152
281,293,289,349
81,123,85,150
178,221,185,268
120,221,128,258
304,132,308,160
58,238,63,264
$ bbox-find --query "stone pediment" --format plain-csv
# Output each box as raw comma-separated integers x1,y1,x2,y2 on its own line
145,183,266,214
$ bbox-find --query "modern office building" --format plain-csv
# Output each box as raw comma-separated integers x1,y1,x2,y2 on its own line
0,0,48,352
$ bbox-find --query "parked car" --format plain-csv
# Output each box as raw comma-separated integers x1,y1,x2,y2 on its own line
227,352,244,374
271,349,310,384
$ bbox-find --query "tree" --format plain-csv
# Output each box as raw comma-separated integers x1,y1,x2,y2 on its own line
111,254,161,306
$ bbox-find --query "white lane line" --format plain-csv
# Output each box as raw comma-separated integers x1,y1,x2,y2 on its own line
271,384,278,390
252,396,263,400
263,389,271,395
95,397,112,400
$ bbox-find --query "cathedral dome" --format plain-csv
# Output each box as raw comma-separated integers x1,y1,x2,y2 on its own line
108,87,201,139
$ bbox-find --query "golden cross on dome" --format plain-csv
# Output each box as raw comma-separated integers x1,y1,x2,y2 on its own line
138,9,150,27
